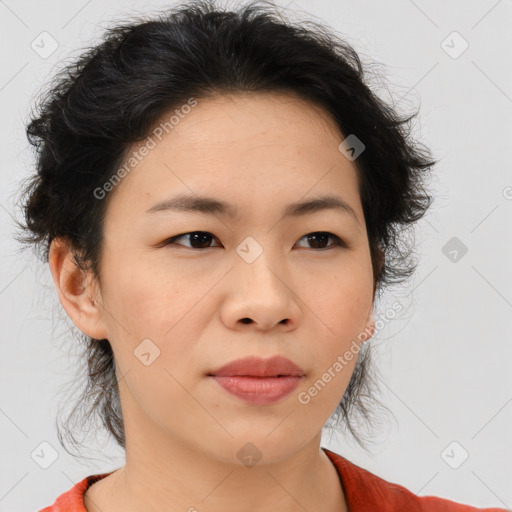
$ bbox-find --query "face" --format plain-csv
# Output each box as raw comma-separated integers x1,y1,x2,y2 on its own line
89,92,376,464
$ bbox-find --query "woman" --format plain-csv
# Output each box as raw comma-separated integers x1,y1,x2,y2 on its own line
18,0,506,510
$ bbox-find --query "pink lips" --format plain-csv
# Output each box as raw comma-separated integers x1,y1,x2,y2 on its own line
208,355,305,405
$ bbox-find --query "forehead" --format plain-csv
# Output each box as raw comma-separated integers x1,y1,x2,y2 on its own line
105,91,362,222
167,91,343,146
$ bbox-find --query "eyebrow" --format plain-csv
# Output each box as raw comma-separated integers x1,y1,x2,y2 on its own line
145,193,360,224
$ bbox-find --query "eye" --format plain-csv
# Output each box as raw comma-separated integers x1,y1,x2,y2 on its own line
294,232,346,250
163,231,221,249
162,231,346,250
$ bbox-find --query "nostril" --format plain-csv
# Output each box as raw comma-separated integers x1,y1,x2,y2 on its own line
241,318,252,324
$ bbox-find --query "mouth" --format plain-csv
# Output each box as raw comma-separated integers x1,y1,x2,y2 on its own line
207,355,306,378
208,375,304,405
207,355,305,405
208,374,297,378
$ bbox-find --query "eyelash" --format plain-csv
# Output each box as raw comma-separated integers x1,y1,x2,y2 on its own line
161,231,347,251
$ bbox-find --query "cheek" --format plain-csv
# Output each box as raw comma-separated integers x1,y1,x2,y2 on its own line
297,287,367,418
304,260,373,333
99,250,195,336
300,257,373,393
99,252,213,386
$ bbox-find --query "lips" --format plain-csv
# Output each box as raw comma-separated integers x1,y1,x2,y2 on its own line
207,355,305,378
207,355,306,405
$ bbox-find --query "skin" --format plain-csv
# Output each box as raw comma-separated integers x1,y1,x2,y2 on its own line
49,91,381,512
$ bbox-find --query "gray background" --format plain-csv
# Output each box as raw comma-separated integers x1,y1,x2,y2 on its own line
1,0,511,510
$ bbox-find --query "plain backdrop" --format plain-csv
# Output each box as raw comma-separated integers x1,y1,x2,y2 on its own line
0,0,511,510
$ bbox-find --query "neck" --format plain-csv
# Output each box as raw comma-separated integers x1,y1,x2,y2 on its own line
84,430,347,512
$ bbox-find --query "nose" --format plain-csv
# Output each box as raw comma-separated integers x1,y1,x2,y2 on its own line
220,246,301,332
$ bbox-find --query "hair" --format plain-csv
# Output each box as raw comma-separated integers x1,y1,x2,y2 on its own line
16,0,437,457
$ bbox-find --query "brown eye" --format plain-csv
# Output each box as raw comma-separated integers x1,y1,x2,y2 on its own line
163,231,221,249
295,232,345,250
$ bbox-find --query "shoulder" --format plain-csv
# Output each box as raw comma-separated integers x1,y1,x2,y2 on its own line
322,448,508,512
37,472,113,512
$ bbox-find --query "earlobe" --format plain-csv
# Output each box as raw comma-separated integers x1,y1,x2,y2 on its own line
372,244,385,298
361,316,375,342
377,244,385,275
48,238,108,340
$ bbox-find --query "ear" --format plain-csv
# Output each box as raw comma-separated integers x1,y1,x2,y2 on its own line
359,312,376,344
48,237,108,340
365,245,384,343
372,244,385,298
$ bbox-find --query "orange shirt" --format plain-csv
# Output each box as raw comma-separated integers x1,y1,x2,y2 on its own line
38,447,508,511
